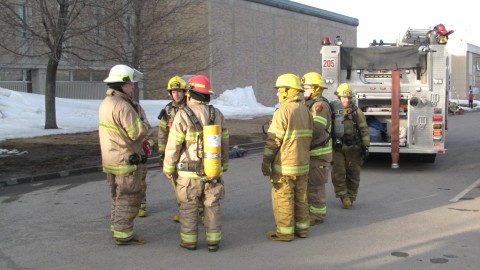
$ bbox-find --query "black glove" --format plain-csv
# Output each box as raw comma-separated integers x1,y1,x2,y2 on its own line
261,161,272,176
158,154,164,167
361,146,369,160
333,139,343,152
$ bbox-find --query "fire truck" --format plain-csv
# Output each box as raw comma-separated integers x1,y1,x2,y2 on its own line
320,25,453,167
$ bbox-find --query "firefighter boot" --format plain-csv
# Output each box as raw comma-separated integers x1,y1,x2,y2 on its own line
138,203,147,217
208,243,219,252
180,241,197,251
137,209,147,217
266,231,294,242
309,215,324,226
173,213,180,223
341,197,352,209
115,235,145,246
295,230,308,238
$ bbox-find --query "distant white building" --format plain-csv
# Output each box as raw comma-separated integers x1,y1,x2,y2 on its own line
448,42,480,100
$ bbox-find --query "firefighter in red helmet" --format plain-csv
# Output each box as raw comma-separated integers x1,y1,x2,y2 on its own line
163,74,229,251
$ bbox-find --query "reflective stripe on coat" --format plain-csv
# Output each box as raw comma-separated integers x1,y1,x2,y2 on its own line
98,88,150,174
163,100,229,176
263,96,313,176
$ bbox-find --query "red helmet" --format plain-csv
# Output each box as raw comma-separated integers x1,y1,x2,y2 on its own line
435,24,448,36
187,75,214,95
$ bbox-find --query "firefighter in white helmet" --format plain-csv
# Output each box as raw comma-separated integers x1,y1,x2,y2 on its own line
262,73,313,241
99,64,151,245
163,74,229,252
331,83,370,209
301,72,333,225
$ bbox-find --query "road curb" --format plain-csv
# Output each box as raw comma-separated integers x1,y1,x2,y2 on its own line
0,144,261,188
0,157,161,188
1,166,103,187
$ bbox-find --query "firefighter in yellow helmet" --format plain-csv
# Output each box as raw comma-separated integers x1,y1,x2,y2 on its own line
163,74,229,252
99,64,150,245
331,83,370,209
157,75,188,221
262,73,313,241
301,72,332,225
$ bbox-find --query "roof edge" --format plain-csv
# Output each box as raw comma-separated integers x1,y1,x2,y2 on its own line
243,0,359,26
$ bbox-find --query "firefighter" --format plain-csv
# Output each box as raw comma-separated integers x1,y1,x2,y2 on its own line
163,74,229,252
331,83,370,209
157,75,187,222
136,101,155,218
262,73,313,241
301,72,332,225
99,64,150,245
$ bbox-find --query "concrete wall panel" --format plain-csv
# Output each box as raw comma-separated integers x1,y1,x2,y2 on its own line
209,0,357,106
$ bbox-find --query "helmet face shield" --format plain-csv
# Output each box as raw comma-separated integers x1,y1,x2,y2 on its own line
301,72,327,90
168,75,186,90
336,83,353,97
170,81,182,89
131,69,143,82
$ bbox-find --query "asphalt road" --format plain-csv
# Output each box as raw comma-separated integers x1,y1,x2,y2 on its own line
1,112,479,270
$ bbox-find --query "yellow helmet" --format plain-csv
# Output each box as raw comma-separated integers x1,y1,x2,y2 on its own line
301,72,327,89
167,75,186,91
275,73,302,91
336,83,353,97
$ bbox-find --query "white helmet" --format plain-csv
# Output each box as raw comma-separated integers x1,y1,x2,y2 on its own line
104,64,143,83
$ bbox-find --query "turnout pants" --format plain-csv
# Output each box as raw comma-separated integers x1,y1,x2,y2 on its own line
176,176,225,246
270,173,309,235
307,159,329,219
107,168,143,241
331,147,363,201
139,165,148,211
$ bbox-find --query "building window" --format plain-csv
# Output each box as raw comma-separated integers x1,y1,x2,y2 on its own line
56,70,71,81
19,3,27,38
0,69,23,81
92,70,108,82
73,70,90,81
56,70,107,82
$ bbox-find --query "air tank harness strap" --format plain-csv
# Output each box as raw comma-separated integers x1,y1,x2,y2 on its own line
177,162,200,172
182,105,216,177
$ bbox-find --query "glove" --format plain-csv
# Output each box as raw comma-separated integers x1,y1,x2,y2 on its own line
361,146,369,160
261,161,272,176
158,154,164,167
143,139,153,157
164,171,177,180
333,139,343,152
